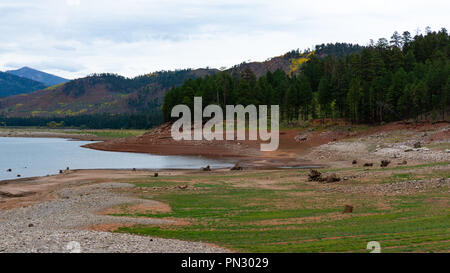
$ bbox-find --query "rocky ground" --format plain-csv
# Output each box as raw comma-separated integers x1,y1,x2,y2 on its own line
0,182,228,253
306,123,450,166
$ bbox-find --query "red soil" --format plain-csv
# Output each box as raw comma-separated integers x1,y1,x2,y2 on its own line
85,121,450,168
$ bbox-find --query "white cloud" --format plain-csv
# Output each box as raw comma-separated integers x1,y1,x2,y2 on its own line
0,0,448,79
66,0,81,6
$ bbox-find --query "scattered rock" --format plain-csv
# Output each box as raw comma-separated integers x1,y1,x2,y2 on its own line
343,205,353,213
325,173,341,183
154,173,159,177
178,185,188,190
352,160,357,165
363,163,373,167
398,160,407,165
446,149,450,153
404,148,413,152
231,163,243,171
17,174,21,177
0,182,225,253
413,142,421,148
294,134,308,142
202,165,211,171
59,170,63,174
380,160,391,167
308,169,323,182
6,169,12,172
308,170,340,183
66,167,70,171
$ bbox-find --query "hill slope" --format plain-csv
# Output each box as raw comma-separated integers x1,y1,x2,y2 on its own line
0,72,48,98
0,68,217,118
6,67,69,86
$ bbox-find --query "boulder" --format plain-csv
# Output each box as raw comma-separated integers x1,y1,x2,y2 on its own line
352,160,357,165
231,163,243,171
203,165,211,171
308,169,322,181
308,169,340,183
398,160,407,165
343,205,353,213
154,172,159,177
294,134,308,142
413,142,421,148
380,160,391,167
363,163,373,167
325,173,340,183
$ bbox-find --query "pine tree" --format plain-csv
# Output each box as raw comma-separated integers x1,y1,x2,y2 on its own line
403,51,416,72
318,77,331,118
390,31,402,48
298,75,313,120
413,81,429,120
347,78,361,123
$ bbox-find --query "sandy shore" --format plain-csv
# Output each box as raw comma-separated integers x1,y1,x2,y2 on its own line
0,128,106,141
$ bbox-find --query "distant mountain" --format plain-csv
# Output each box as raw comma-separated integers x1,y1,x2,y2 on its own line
0,68,217,118
0,71,47,98
6,67,69,86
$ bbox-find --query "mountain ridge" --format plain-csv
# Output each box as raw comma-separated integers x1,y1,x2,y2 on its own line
0,71,48,98
0,68,218,118
6,67,69,87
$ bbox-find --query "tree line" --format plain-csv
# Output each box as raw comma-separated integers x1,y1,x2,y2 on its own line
0,112,161,129
162,28,449,124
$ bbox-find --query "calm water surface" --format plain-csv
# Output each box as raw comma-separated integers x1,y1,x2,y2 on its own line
0,137,234,181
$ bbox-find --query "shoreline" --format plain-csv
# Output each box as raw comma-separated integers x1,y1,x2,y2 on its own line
1,126,326,169
0,129,107,141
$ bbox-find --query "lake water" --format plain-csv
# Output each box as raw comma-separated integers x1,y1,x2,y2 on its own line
0,137,234,181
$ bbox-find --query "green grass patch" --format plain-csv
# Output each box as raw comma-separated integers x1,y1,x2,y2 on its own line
67,129,146,139
115,167,450,252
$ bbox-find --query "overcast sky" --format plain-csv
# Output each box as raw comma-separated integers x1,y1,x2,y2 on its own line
0,0,448,79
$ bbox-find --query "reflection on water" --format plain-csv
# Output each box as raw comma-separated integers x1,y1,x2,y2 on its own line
0,137,234,181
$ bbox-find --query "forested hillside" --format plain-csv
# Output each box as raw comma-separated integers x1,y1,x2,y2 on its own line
0,69,217,128
163,29,449,123
0,71,47,98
